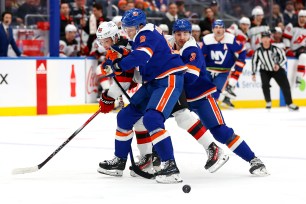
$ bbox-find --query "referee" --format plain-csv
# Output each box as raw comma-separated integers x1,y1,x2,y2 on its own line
251,31,299,111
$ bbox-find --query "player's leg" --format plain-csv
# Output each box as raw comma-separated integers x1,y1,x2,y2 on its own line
143,74,184,183
189,95,269,176
259,70,273,109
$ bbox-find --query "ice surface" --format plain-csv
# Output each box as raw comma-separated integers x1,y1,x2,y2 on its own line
1,108,306,204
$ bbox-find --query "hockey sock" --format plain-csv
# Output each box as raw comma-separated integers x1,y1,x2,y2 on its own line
114,129,134,159
151,130,174,162
135,131,152,156
226,134,255,162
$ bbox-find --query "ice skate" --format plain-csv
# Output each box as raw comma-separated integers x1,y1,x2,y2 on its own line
97,156,127,177
221,96,235,109
152,150,161,172
155,160,183,184
288,104,299,111
249,157,269,176
129,154,154,177
225,85,237,99
205,142,229,173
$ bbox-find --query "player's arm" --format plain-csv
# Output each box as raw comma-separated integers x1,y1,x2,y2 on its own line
228,39,246,87
59,40,67,57
181,47,202,85
116,31,157,71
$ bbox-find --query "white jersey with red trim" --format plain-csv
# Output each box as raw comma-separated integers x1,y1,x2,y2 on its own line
227,24,251,53
247,24,270,50
59,38,79,57
283,23,306,51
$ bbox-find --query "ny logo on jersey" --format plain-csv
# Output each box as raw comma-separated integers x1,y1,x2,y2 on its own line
210,50,228,65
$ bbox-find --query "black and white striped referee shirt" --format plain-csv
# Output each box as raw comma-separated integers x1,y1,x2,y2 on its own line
251,44,287,74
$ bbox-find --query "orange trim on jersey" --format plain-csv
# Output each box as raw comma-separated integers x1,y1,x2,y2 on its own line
235,61,245,68
137,137,152,144
207,95,224,125
186,64,201,73
136,47,153,56
236,48,244,54
187,87,217,102
156,75,175,112
116,130,133,137
156,66,187,79
227,135,240,148
150,129,167,141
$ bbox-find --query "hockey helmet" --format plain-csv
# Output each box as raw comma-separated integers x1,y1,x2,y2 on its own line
192,24,201,31
159,24,169,32
212,19,225,29
252,6,264,16
65,24,77,33
172,19,192,33
298,10,306,17
96,21,120,42
121,8,147,28
239,17,251,25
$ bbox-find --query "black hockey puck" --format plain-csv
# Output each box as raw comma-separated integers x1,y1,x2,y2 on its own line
182,184,191,193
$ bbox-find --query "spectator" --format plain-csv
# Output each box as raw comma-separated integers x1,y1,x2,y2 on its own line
81,3,110,52
294,1,305,14
160,2,178,34
60,2,74,38
158,24,169,35
59,24,79,57
16,0,39,26
176,1,188,18
271,3,284,27
70,0,90,25
0,11,22,57
189,12,200,25
4,0,21,25
283,0,297,26
210,0,220,18
118,0,128,16
199,7,215,36
126,1,135,10
135,0,145,11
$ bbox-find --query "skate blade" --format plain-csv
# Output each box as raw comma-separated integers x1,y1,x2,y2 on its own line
208,154,230,173
155,174,183,184
97,168,123,177
251,167,270,177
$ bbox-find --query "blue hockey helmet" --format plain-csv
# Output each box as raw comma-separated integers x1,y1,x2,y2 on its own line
212,19,225,29
121,8,147,28
172,19,192,33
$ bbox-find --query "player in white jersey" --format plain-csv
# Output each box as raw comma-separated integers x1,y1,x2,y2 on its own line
247,6,270,51
283,10,306,86
59,24,79,57
227,17,254,57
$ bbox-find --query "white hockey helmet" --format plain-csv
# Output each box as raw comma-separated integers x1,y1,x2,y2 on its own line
252,6,264,16
298,10,306,17
112,15,122,25
96,21,120,42
65,24,77,33
239,17,251,25
192,24,201,31
159,24,169,32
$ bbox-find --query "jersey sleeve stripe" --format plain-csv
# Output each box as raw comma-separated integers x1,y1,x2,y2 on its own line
155,66,187,79
136,47,153,57
235,61,245,68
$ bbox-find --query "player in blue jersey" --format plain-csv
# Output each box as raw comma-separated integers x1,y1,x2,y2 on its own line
97,8,187,184
202,19,246,109
171,19,269,176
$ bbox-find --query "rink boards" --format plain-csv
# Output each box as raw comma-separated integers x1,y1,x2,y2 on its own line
0,57,305,116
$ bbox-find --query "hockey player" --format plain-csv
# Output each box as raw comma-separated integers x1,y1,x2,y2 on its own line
202,19,246,109
171,19,269,176
59,24,79,57
283,10,306,87
97,8,187,184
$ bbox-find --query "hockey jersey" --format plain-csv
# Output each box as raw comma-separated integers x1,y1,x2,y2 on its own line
59,37,79,57
283,22,306,51
168,36,216,102
202,32,246,83
247,22,270,50
227,23,253,56
118,23,187,82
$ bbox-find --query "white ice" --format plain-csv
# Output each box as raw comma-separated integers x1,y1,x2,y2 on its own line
1,108,306,204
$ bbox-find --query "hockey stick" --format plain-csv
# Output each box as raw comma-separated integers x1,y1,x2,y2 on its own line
112,77,155,179
12,108,101,175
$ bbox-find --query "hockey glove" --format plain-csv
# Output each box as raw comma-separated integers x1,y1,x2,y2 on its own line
225,84,237,99
99,90,115,113
110,45,130,57
111,58,123,75
96,60,115,77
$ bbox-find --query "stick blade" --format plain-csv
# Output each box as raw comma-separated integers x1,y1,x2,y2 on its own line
12,166,39,175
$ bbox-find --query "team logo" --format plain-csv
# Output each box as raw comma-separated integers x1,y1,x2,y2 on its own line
133,11,139,16
190,53,196,61
140,35,146,43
